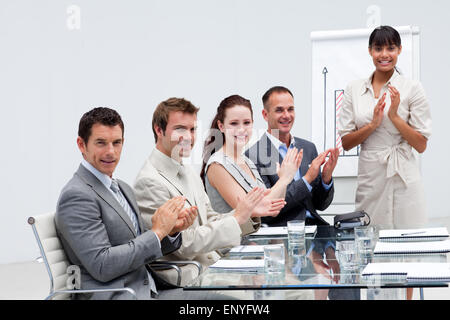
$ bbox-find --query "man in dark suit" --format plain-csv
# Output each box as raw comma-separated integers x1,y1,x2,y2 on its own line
246,86,339,227
245,87,361,300
55,107,201,300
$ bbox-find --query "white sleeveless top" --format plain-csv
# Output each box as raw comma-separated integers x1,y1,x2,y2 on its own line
204,151,266,213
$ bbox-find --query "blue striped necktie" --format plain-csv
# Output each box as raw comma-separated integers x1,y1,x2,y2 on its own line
110,179,140,235
111,179,157,296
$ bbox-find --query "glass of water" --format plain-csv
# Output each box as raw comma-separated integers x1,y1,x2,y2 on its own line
354,226,378,266
287,219,305,243
287,220,306,257
337,240,358,271
264,244,285,275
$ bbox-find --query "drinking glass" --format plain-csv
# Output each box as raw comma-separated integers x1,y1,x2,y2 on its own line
354,226,378,266
264,244,285,274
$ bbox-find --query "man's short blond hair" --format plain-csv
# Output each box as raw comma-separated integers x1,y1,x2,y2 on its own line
152,97,199,142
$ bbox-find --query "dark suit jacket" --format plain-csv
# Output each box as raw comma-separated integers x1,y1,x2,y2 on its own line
245,132,333,226
55,164,181,300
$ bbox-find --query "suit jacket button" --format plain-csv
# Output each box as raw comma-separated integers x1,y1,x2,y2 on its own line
207,254,212,259
144,279,149,285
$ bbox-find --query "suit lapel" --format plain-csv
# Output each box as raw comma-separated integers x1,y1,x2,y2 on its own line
190,183,207,226
156,170,196,207
293,138,329,225
154,157,205,224
294,138,309,176
76,165,138,237
150,150,196,207
262,133,283,183
263,133,283,167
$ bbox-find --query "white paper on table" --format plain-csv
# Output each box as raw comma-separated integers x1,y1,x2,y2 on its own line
362,262,450,282
374,240,450,255
229,245,265,254
251,225,317,236
209,259,265,271
361,263,409,276
379,227,449,240
407,263,450,281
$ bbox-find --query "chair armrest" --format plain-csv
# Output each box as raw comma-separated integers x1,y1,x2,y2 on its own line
46,287,138,300
149,263,182,286
149,261,203,287
150,260,203,275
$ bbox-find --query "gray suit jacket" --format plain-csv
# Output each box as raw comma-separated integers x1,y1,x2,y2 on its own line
55,164,181,300
245,133,333,226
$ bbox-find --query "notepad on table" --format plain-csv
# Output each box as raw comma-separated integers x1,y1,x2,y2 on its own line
407,263,450,282
373,240,450,255
209,259,265,272
362,263,409,277
379,227,449,242
251,225,317,237
229,245,265,255
362,263,450,282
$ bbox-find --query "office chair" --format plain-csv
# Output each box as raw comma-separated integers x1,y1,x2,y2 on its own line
28,213,203,298
28,213,137,300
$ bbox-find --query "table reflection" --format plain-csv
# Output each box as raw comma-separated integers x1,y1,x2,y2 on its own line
185,226,448,300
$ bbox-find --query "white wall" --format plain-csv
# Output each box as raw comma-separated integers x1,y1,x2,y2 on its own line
1,0,449,264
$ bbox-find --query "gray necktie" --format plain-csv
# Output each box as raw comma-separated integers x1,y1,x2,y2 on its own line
110,179,140,235
111,179,158,296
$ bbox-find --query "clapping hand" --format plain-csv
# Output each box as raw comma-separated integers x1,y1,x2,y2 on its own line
151,196,185,241
276,147,303,184
387,85,400,121
370,92,386,129
233,187,266,225
251,189,286,218
322,148,339,184
304,148,339,185
303,149,327,184
170,205,198,235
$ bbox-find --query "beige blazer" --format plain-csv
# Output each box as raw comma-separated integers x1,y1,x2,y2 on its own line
133,148,260,286
338,71,431,228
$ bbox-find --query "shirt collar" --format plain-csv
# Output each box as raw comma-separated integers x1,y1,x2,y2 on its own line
265,131,295,150
81,159,114,190
361,70,400,95
151,148,184,178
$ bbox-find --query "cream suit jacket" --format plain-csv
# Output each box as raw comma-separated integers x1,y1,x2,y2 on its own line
133,148,260,286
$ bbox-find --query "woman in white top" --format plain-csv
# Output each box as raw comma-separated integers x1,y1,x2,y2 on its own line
201,95,303,216
338,26,432,230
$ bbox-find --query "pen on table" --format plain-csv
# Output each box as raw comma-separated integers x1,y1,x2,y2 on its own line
400,231,427,236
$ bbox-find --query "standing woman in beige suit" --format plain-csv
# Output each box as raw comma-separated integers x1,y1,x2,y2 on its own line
338,26,432,230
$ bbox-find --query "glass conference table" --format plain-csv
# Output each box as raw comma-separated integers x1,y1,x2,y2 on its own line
184,226,449,300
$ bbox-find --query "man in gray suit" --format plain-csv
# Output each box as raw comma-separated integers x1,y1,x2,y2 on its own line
245,86,340,227
55,107,200,300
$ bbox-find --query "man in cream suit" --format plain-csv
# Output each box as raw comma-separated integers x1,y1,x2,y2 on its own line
55,107,205,300
134,98,275,286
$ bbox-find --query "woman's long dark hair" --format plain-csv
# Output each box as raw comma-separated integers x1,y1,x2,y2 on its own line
369,25,402,74
200,95,253,186
369,25,401,48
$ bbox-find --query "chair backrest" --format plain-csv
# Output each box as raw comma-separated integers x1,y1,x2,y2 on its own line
28,213,71,300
